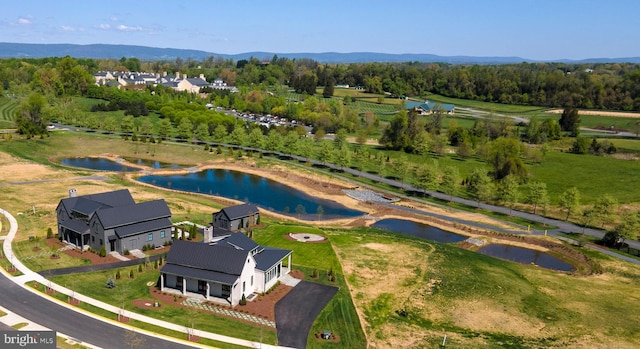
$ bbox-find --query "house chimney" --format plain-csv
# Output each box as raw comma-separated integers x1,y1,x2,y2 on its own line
175,72,180,80
199,73,205,80
69,188,77,198
203,225,214,243
163,71,167,77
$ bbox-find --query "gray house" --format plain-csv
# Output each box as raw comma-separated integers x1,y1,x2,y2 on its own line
213,203,259,231
160,232,292,306
56,189,172,254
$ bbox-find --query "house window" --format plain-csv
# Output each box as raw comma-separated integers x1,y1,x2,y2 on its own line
251,275,253,286
148,233,153,241
160,230,165,238
243,281,245,293
91,236,95,243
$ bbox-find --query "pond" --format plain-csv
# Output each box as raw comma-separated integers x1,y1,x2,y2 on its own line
61,158,140,172
371,218,466,243
137,169,364,220
477,244,574,272
121,157,183,169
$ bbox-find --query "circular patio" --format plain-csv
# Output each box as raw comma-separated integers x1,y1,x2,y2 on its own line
288,233,326,242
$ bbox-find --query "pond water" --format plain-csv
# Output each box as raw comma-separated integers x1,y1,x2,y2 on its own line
371,218,466,243
477,244,574,272
121,157,183,169
137,169,364,220
61,158,140,172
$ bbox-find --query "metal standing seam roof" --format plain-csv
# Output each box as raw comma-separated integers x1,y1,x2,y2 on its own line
165,240,250,277
254,247,292,271
114,217,172,238
70,197,111,216
220,232,259,251
160,264,239,285
218,203,259,221
59,189,135,216
59,219,90,234
95,199,171,229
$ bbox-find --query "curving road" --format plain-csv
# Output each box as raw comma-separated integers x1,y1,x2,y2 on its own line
0,273,198,349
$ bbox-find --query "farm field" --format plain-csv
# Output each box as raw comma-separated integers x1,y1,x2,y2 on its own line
1,130,640,348
0,97,18,128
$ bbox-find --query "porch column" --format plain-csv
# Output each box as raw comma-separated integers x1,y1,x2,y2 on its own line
160,274,164,291
206,283,210,300
182,279,186,295
287,254,292,274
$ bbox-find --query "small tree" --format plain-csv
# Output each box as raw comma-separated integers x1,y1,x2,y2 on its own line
106,277,115,289
46,227,53,239
129,269,135,279
138,264,143,272
99,244,107,257
115,270,121,280
239,294,247,306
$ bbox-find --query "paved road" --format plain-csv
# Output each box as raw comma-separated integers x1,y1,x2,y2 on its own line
275,281,338,349
0,272,197,349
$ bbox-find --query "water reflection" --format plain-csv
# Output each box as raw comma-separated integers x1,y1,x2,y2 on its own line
137,169,363,220
477,244,574,271
372,218,466,243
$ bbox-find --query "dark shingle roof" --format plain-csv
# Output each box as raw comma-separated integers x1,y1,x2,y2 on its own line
219,203,259,221
114,217,172,238
186,78,209,86
164,239,249,277
254,247,292,271
95,199,171,229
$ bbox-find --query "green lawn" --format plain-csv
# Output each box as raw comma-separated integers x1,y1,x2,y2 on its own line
0,97,18,128
12,238,92,272
46,268,278,346
253,224,367,349
423,93,548,115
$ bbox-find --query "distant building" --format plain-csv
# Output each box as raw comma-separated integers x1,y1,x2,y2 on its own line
213,203,260,231
405,100,455,115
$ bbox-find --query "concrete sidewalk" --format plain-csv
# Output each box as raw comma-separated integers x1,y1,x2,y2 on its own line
0,207,293,349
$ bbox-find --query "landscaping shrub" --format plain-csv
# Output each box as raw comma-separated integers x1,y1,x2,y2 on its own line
105,277,115,289
115,270,121,280
239,294,247,306
46,227,53,239
99,245,106,257
124,249,130,255
138,264,143,272
129,270,134,278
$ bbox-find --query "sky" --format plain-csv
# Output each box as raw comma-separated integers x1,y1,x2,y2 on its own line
0,0,638,61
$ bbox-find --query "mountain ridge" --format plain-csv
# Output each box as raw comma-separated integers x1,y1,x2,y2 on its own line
1,42,638,64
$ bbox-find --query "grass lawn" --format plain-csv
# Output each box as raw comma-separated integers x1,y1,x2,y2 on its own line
330,226,640,348
11,238,92,272
253,224,367,349
45,269,278,346
422,93,548,115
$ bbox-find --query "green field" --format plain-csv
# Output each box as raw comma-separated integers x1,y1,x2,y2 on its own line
0,97,18,128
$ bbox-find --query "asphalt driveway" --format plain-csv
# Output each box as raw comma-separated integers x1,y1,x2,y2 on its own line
275,281,338,349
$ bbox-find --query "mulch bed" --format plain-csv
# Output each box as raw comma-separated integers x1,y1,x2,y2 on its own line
45,238,128,265
135,269,305,325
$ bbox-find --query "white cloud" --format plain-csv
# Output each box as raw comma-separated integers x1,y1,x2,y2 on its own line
96,23,111,30
110,16,118,22
18,18,31,25
117,24,142,32
60,26,75,32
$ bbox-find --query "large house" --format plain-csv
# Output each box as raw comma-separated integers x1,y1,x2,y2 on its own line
56,189,172,254
159,229,292,306
405,100,455,115
213,203,260,231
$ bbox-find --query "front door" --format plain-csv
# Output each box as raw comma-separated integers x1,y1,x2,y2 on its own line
198,280,207,294
176,276,183,290
109,240,115,252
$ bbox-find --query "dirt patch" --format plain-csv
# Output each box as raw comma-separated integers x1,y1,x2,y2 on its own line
546,108,640,118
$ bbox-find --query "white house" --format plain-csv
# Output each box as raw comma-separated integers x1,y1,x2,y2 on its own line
159,230,292,306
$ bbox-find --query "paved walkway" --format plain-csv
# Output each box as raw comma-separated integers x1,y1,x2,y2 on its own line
182,299,276,328
0,207,293,349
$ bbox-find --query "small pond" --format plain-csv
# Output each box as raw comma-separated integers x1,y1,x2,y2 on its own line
122,157,183,169
477,244,574,272
372,218,466,243
137,169,364,220
61,158,140,172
